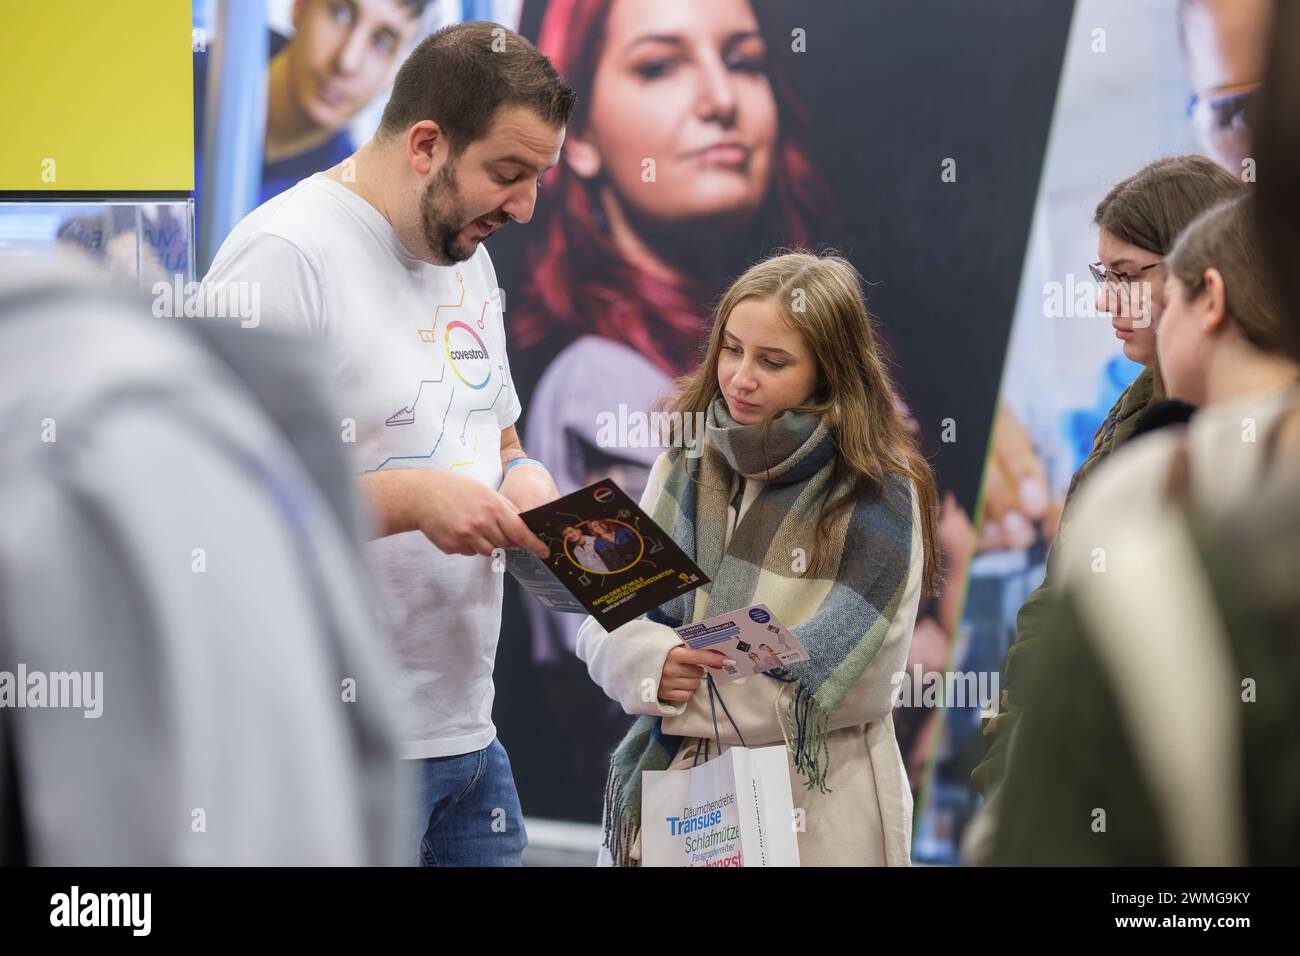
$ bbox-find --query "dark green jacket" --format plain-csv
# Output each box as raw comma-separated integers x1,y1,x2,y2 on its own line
971,367,1155,796
992,462,1300,864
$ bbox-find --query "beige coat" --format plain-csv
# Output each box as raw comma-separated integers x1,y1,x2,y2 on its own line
1055,387,1300,581
577,453,924,866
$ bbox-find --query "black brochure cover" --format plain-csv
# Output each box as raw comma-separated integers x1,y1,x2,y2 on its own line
504,478,708,632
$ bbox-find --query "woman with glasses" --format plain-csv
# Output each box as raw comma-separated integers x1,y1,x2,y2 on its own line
970,155,1244,810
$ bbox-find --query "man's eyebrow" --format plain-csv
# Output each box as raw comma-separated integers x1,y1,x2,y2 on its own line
491,155,560,173
492,156,539,172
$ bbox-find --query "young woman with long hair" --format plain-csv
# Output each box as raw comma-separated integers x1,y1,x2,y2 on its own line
575,251,940,866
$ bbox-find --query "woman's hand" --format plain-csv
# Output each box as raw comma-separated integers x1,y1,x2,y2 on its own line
657,645,729,703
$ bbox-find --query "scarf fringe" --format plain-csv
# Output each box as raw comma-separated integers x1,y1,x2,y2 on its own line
601,758,640,867
784,683,834,794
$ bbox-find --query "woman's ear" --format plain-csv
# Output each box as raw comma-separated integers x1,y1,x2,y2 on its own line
1200,267,1228,334
563,131,602,180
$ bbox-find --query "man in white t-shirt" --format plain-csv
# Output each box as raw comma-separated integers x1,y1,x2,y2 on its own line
202,22,575,866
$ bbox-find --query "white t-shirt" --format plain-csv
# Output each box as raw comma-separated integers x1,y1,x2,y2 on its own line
203,174,521,759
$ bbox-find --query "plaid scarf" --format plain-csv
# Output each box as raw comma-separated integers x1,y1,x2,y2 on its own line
602,397,916,866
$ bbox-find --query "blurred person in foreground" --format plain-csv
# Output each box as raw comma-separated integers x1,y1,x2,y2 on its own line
0,256,403,864
990,1,1300,859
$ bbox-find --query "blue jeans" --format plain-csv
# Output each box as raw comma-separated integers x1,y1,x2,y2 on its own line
406,738,528,866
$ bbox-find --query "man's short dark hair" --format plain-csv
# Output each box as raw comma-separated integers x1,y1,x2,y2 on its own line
378,21,575,152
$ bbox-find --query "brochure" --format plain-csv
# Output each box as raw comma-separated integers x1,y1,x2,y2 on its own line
505,478,709,632
673,604,810,684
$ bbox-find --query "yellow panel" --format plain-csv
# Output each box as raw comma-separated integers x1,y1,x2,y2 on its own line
0,1,194,191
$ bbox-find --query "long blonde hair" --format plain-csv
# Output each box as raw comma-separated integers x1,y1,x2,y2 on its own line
663,251,941,594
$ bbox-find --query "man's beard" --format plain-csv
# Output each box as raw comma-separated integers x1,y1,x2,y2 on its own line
419,161,497,265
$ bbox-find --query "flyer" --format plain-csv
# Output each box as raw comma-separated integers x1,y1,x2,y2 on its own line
673,605,810,684
505,479,709,632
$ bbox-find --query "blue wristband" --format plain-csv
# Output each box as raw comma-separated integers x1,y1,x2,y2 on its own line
503,456,547,477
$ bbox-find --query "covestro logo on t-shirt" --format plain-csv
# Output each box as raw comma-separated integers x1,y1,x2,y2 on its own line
444,320,491,390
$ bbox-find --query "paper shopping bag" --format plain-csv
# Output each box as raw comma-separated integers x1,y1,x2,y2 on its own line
640,746,800,867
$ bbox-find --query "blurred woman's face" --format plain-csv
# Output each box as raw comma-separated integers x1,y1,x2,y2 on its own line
576,0,777,225
1093,229,1164,367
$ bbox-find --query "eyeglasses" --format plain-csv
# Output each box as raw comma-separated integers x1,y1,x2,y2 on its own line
1088,260,1161,287
1186,81,1260,163
1089,260,1162,322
